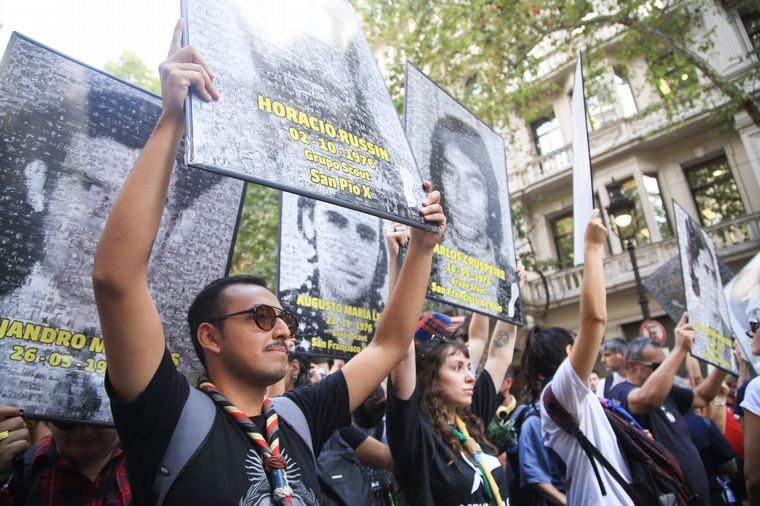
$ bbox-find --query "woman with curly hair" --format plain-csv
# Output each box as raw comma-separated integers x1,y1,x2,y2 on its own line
383,224,518,506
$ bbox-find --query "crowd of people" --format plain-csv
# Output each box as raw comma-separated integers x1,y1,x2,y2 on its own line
1,18,760,506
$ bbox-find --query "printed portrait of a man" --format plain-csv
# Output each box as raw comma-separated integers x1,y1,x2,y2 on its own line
0,36,242,422
278,193,387,358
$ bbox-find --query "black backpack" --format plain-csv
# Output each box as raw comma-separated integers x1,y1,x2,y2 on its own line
543,384,702,506
317,446,379,506
317,431,381,506
486,402,533,453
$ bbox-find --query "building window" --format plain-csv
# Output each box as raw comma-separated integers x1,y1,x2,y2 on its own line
586,91,619,131
684,155,746,227
741,9,760,49
606,177,651,245
530,113,567,172
586,67,637,131
642,173,672,239
531,114,564,156
613,67,638,118
551,212,575,268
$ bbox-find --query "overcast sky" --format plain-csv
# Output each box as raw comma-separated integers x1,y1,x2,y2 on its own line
0,0,179,74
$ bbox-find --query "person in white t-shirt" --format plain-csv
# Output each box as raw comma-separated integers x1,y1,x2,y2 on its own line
740,306,760,504
537,211,635,505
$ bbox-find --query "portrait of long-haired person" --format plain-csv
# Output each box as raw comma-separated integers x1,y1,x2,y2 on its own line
426,114,520,320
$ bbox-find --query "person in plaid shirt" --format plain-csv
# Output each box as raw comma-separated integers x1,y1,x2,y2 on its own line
0,405,131,505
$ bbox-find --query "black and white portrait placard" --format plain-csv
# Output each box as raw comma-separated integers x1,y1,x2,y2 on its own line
674,201,737,373
181,0,431,231
643,254,734,327
724,251,760,374
403,63,522,324
277,193,388,359
0,34,243,424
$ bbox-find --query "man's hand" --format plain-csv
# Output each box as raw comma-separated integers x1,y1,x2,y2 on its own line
674,312,696,353
410,181,446,251
584,209,608,247
158,18,220,123
0,406,29,482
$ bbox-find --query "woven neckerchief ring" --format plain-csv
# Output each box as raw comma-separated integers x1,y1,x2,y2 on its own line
199,378,293,505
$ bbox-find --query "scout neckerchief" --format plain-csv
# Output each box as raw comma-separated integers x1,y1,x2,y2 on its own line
449,415,504,506
198,378,293,505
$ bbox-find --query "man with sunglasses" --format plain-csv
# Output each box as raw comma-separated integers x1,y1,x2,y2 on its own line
739,311,760,504
0,407,131,505
92,20,447,506
608,312,729,505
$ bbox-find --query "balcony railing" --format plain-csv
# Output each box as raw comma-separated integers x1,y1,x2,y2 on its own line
522,211,760,308
508,88,729,193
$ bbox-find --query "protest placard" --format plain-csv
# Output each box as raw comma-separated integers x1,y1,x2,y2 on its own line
0,34,243,423
182,0,432,231
674,201,737,373
404,63,521,324
278,193,388,359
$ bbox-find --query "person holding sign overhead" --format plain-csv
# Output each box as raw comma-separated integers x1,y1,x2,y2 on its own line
608,316,728,505
92,19,446,506
384,220,522,506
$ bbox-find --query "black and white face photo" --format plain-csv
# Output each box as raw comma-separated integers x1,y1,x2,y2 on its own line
675,201,736,373
183,0,427,227
0,36,242,423
278,193,387,359
403,64,522,323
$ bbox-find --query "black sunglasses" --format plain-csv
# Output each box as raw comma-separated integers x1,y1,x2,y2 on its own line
746,319,759,339
633,360,661,370
209,304,299,337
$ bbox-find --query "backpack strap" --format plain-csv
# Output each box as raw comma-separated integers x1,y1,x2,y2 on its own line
271,396,315,464
154,387,216,506
509,403,530,426
153,391,315,505
542,384,635,500
7,446,38,501
603,374,614,398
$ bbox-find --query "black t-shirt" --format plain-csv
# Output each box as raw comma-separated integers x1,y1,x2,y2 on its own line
609,381,709,505
106,347,350,506
387,370,510,506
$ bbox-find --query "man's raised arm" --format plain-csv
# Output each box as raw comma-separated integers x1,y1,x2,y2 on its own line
342,182,446,412
92,19,219,401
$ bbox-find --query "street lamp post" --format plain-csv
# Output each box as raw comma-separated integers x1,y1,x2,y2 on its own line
605,180,651,321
